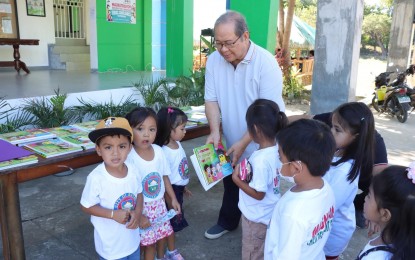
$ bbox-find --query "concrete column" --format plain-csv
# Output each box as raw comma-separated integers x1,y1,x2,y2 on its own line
310,0,364,114
387,0,415,73
230,0,278,53
166,0,193,77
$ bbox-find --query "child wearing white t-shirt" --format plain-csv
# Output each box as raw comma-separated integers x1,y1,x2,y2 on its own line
125,107,181,260
155,107,191,260
232,99,287,260
264,119,336,260
80,117,143,260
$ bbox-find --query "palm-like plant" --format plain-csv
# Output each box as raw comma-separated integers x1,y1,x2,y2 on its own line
72,95,139,121
133,78,170,111
21,89,76,128
0,97,33,133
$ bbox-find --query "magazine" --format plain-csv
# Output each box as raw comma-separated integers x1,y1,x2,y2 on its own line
46,126,94,150
23,138,83,158
190,141,233,191
0,155,38,171
70,120,100,132
0,129,56,145
0,139,34,162
46,126,85,136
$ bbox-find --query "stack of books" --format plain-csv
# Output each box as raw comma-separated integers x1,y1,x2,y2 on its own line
23,138,83,158
0,129,56,145
0,140,38,171
46,125,95,150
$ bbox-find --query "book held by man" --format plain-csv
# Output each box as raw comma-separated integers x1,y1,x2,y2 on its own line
190,141,233,191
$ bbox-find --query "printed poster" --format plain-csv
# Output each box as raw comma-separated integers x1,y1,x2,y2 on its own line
106,0,136,24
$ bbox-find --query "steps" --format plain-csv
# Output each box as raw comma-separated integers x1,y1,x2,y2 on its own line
49,38,90,71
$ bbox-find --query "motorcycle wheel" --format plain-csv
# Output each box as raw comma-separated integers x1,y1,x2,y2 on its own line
396,103,408,123
372,96,380,112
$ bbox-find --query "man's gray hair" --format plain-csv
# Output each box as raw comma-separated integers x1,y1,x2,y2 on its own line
214,11,249,37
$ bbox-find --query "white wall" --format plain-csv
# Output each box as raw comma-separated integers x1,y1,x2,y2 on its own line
89,1,98,70
0,1,55,67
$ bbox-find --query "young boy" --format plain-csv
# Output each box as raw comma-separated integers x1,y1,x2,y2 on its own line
80,117,144,260
264,119,336,260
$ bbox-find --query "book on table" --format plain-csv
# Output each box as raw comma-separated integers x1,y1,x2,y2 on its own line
190,141,233,191
23,138,83,158
70,120,100,132
0,129,56,145
46,126,94,150
0,155,38,171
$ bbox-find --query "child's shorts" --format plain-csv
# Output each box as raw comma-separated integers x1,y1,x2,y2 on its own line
140,198,174,246
169,184,189,232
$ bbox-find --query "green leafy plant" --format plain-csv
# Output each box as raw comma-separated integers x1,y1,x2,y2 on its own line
0,97,33,133
200,35,216,55
133,78,170,111
73,95,139,121
283,67,304,99
21,89,76,128
167,69,205,107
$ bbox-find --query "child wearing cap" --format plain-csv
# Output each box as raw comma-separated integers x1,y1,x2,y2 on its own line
80,117,145,260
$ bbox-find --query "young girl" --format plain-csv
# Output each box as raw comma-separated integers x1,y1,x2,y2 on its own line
323,102,375,259
231,99,288,259
154,107,190,260
357,164,415,259
125,107,181,260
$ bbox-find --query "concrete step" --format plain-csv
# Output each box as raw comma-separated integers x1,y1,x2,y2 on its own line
60,53,90,62
55,38,87,46
53,45,90,54
66,61,90,71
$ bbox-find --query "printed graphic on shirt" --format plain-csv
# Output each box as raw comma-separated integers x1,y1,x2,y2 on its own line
178,157,189,180
307,206,334,246
142,172,162,198
114,193,136,210
273,171,280,194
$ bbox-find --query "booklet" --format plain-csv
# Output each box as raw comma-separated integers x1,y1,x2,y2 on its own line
23,138,83,158
0,139,34,162
0,155,38,171
46,126,94,150
70,120,100,132
190,141,233,191
0,129,56,145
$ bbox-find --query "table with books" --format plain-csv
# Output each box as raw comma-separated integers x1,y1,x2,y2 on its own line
0,115,209,259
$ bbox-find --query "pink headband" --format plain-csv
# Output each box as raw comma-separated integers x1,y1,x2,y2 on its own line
167,107,174,114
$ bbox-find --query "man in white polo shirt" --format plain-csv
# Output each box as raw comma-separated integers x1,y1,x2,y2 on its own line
204,10,285,239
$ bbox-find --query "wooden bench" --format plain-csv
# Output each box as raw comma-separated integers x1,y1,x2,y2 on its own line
0,38,39,73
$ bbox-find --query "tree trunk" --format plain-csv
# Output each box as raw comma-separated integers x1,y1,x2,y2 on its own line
281,0,296,78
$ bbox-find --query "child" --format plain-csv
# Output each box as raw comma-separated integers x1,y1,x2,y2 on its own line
80,117,143,260
323,102,375,259
357,164,415,259
125,107,181,260
231,99,288,259
264,119,336,260
155,106,190,260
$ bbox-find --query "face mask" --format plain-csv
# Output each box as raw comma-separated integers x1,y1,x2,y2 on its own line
279,173,296,184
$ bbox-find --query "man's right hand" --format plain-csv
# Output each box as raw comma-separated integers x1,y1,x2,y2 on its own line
206,131,221,150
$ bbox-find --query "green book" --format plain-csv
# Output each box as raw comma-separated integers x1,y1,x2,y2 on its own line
23,138,83,158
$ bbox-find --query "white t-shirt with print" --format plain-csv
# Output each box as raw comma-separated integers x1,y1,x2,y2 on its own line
357,236,393,259
238,146,281,225
323,157,358,256
264,179,335,260
80,162,142,260
162,141,190,186
126,144,171,202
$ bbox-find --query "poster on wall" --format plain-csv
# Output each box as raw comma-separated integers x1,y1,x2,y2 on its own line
106,0,136,24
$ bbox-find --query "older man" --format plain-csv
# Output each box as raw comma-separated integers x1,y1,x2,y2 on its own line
204,11,285,239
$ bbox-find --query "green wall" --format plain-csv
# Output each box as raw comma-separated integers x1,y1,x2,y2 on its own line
166,0,194,77
230,0,278,53
96,1,152,72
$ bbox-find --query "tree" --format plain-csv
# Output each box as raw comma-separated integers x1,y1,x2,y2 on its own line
276,0,296,77
362,13,391,57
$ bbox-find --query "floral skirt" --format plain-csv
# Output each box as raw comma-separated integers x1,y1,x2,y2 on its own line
140,198,174,246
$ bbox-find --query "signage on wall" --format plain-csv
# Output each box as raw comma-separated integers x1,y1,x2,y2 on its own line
106,0,136,24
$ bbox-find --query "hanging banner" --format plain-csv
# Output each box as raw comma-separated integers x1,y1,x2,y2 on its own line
106,0,136,24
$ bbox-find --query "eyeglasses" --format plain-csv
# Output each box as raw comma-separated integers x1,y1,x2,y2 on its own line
214,35,242,50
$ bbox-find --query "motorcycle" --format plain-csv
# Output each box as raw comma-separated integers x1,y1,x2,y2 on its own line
371,70,411,123
388,64,415,112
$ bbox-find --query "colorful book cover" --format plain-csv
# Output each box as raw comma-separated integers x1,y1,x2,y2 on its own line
0,139,34,162
0,129,56,145
190,141,233,191
0,155,38,171
59,132,95,150
46,126,85,137
70,120,100,132
23,138,83,158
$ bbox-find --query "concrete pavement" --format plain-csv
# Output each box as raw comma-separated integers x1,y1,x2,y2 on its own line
1,106,414,260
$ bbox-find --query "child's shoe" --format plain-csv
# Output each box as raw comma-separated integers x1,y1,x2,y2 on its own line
165,249,184,260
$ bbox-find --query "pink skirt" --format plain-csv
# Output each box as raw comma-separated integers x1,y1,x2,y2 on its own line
140,198,174,246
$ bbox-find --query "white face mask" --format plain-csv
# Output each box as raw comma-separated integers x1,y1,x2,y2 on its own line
277,161,301,184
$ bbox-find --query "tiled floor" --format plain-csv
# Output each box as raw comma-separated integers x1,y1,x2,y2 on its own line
0,69,166,100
